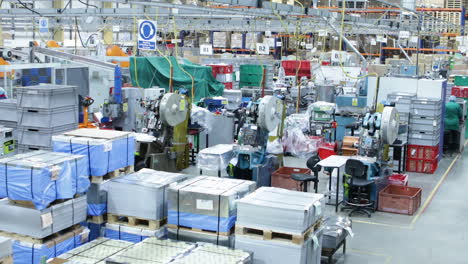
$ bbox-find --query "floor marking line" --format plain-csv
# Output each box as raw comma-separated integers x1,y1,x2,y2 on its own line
409,140,467,227
349,248,393,263
352,220,411,230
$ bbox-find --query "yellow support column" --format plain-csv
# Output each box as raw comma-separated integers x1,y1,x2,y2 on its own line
103,2,113,45
53,1,64,42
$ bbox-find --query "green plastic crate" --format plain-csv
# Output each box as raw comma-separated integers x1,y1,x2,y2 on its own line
455,76,468,86
239,81,262,88
240,64,265,75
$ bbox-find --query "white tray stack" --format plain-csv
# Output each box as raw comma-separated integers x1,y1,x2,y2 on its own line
235,187,325,264
15,84,78,152
409,98,443,147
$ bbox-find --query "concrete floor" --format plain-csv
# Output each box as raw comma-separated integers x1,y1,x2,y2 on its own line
182,146,468,264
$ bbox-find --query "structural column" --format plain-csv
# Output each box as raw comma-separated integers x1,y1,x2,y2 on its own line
103,1,113,45
53,0,64,42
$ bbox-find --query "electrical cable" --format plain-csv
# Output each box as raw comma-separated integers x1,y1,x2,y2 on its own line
78,0,98,9
61,0,72,12
17,0,42,16
75,17,87,48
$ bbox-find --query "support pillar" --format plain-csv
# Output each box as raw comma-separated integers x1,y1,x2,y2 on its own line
53,1,64,42
103,2,113,45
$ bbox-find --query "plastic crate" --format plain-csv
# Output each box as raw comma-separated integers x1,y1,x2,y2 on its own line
451,87,462,97
408,132,440,146
271,167,311,191
406,158,438,174
17,124,77,147
281,60,311,78
454,76,468,86
407,145,439,160
318,142,337,160
463,87,468,98
17,106,78,128
223,82,233,90
209,64,234,75
16,85,78,109
0,99,17,122
388,174,408,186
378,185,422,215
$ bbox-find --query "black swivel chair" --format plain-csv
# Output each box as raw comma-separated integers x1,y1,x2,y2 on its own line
341,159,375,217
291,155,321,193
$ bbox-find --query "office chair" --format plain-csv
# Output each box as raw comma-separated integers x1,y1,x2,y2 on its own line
291,155,321,193
341,159,374,217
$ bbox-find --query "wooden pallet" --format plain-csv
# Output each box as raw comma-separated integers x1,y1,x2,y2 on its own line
0,256,13,264
91,165,134,184
0,224,84,245
235,219,322,245
87,214,107,224
166,224,233,236
10,194,83,209
107,213,166,230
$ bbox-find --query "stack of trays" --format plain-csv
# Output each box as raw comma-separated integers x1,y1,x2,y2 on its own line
107,169,188,228
235,187,324,264
0,150,89,210
0,99,18,128
409,98,442,147
167,176,256,247
0,196,86,238
16,85,78,151
56,238,134,263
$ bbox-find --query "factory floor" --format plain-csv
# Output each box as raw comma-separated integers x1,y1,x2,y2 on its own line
182,143,468,264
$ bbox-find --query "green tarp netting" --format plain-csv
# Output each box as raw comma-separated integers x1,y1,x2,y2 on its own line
129,56,224,101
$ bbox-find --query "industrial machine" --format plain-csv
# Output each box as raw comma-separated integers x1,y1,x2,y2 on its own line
229,95,284,187
136,92,190,172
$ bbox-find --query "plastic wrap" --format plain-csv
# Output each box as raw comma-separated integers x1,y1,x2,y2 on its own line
191,105,216,133
285,114,310,133
81,222,104,242
105,223,166,243
197,144,235,171
266,139,284,155
106,237,196,263
282,128,320,158
87,203,107,216
308,101,336,114
322,216,353,249
237,187,324,234
0,151,89,210
107,169,188,221
168,176,256,232
172,243,251,263
12,227,89,264
167,227,234,248
52,129,135,177
57,238,134,263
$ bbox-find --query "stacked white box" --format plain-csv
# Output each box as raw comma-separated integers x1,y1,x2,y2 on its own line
409,98,442,146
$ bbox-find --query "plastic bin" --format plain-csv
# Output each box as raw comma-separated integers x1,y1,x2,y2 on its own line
0,99,17,122
271,167,311,191
17,106,78,128
18,144,52,153
407,145,439,160
454,76,468,86
318,143,337,160
406,158,438,174
411,98,442,116
18,124,76,147
388,174,408,186
451,87,462,97
408,132,440,146
16,84,78,109
378,185,422,215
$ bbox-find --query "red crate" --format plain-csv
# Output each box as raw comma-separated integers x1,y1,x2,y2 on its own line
388,174,408,186
406,158,438,174
281,60,311,78
378,185,422,215
271,167,311,191
209,64,233,76
451,87,462,97
463,87,468,98
318,142,337,160
223,82,233,90
407,145,439,160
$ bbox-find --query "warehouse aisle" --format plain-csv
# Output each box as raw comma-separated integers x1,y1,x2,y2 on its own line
337,149,468,264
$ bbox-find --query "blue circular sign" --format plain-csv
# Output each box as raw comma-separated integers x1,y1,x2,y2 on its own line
139,21,156,41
